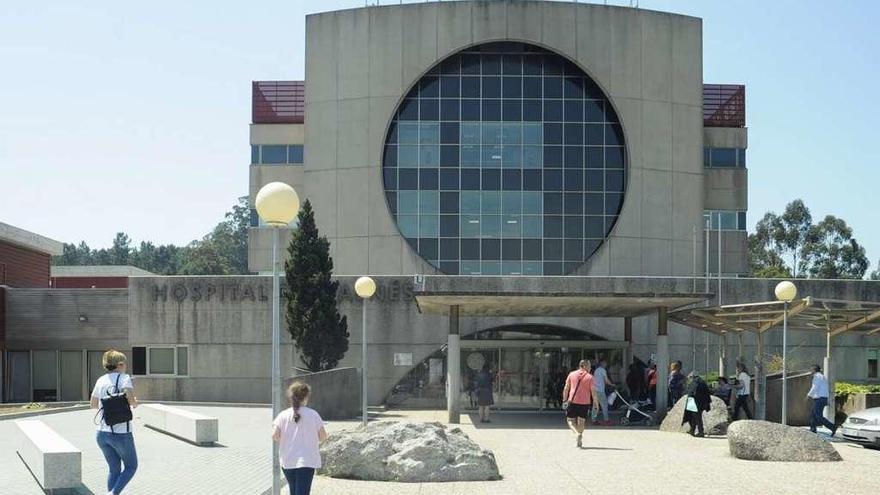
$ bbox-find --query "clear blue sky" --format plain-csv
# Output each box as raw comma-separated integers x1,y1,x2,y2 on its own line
2,0,878,272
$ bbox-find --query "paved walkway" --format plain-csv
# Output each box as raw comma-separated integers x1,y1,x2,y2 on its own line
1,407,877,494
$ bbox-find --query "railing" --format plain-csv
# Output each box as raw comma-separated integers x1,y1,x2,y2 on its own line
252,81,304,124
703,84,745,128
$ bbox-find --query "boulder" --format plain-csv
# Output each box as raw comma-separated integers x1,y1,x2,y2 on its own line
727,420,842,462
319,421,500,482
659,395,729,435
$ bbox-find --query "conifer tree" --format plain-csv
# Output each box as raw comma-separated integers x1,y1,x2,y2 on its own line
284,200,349,371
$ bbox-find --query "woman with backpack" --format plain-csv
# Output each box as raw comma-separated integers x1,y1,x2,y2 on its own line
272,382,328,495
90,349,139,495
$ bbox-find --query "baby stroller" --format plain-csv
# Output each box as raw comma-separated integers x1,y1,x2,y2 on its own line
615,392,655,426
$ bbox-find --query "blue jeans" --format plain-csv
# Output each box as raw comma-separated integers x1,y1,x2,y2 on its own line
810,397,836,433
283,467,315,495
96,431,138,494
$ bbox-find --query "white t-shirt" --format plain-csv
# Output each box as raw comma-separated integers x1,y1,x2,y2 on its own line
737,371,750,396
91,372,134,433
273,406,324,469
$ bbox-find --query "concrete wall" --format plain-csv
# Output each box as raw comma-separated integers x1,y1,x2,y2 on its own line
128,276,290,403
287,367,361,420
302,1,707,277
5,288,129,351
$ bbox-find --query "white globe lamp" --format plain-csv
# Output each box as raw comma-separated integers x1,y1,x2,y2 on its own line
355,276,377,299
774,281,797,302
255,182,300,226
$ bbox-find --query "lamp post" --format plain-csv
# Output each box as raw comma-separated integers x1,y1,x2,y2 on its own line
255,182,300,495
355,276,377,426
774,280,797,426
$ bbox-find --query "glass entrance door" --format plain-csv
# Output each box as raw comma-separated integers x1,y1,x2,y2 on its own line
60,351,84,401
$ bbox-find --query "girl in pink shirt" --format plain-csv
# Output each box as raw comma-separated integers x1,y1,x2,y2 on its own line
272,382,328,495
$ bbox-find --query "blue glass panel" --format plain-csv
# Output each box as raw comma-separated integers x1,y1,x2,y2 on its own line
398,123,420,143
419,216,439,237
398,191,419,214
251,145,259,164
419,145,439,167
261,145,286,164
481,146,503,167
461,77,480,97
523,145,542,168
419,123,439,144
461,145,481,167
522,217,542,239
502,216,522,238
481,191,501,214
543,76,563,98
523,77,542,97
288,145,304,164
523,169,542,191
440,76,460,97
460,191,481,214
398,145,419,168
502,146,522,168
502,191,522,214
460,215,480,237
481,215,502,238
440,215,459,237
502,123,522,144
419,191,438,214
398,215,418,237
502,77,522,98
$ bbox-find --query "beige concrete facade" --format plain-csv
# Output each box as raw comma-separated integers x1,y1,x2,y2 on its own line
286,1,709,276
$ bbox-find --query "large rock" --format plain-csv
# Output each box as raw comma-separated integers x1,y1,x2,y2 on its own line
319,421,500,482
659,395,730,435
727,420,842,462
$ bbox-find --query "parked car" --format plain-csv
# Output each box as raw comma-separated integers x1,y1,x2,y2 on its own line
840,407,880,448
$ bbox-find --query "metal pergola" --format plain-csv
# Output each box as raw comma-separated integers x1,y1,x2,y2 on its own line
669,297,880,421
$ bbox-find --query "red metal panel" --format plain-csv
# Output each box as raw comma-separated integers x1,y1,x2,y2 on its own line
252,81,305,124
703,84,745,128
50,276,129,289
0,240,51,288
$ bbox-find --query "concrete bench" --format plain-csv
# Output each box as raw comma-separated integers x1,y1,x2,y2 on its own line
14,420,82,493
139,404,218,445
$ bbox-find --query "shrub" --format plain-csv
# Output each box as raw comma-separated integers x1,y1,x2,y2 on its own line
834,382,880,403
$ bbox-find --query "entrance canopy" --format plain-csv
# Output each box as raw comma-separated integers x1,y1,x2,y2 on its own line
414,276,712,317
669,297,880,336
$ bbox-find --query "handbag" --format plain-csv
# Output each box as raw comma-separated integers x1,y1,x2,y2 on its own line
685,396,698,412
100,374,132,432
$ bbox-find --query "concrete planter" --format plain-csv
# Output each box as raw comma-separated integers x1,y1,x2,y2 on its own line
837,393,880,416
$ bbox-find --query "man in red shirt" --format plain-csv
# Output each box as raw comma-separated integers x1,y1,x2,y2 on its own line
562,360,600,447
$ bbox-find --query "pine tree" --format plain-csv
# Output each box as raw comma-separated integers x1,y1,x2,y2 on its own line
284,200,349,371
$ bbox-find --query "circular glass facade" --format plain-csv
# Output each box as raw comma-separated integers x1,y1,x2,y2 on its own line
382,42,626,275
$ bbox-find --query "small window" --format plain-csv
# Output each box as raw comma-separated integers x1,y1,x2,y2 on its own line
261,145,287,164
868,349,878,379
142,346,189,376
251,145,259,164
288,145,304,164
148,348,175,375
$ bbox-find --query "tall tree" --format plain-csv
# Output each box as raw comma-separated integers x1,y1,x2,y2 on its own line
748,199,869,279
108,232,132,265
870,261,880,280
284,200,349,371
801,216,869,279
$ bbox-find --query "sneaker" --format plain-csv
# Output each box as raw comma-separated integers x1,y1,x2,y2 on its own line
576,434,583,448
830,425,838,437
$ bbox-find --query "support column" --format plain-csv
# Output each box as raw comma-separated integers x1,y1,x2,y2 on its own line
623,317,633,386
447,305,461,424
755,331,766,420
824,331,835,424
655,308,669,416
737,332,744,364
719,332,728,378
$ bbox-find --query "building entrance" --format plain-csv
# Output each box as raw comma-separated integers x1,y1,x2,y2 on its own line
460,340,626,411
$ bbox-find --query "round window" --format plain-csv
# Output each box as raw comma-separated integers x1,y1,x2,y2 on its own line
382,42,625,275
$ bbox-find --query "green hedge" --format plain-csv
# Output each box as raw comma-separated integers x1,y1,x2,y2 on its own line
835,382,880,402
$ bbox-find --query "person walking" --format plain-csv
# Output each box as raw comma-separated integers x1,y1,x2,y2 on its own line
646,363,658,408
90,350,138,495
732,362,753,420
668,361,686,407
272,382,328,495
562,360,600,447
807,365,838,436
682,372,711,437
592,359,614,425
475,364,494,423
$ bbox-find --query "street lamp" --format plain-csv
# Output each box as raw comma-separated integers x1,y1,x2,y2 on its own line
355,276,377,426
774,280,797,426
255,181,300,495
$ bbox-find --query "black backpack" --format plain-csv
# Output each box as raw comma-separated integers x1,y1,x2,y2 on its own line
100,374,132,432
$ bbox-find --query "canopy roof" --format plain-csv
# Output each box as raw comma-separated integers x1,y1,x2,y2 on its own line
669,297,880,336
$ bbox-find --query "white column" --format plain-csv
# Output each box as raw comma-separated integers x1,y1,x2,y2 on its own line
655,308,669,416
447,305,461,424
719,332,728,378
824,332,835,424
755,331,765,420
